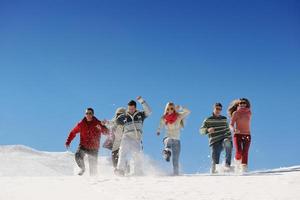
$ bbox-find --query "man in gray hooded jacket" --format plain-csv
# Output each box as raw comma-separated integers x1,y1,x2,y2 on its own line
115,96,151,176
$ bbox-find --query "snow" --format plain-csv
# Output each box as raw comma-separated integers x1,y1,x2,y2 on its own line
1,145,300,200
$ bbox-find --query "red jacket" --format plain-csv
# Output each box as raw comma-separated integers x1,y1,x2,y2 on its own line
66,117,108,150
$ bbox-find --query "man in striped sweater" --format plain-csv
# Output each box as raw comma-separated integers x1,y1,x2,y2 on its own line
200,103,232,174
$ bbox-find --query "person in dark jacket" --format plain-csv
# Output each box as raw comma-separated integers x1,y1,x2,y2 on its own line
114,96,151,176
65,108,108,176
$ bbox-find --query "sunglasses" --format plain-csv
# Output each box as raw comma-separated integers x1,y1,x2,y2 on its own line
215,107,222,111
167,107,174,111
239,102,246,105
85,112,93,115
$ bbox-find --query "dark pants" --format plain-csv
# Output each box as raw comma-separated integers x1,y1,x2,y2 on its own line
112,149,119,168
75,146,98,176
234,134,251,165
211,138,232,166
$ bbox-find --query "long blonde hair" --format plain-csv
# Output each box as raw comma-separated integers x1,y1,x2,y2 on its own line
163,102,184,128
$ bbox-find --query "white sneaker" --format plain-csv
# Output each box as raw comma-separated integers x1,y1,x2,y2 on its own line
78,169,85,176
162,148,171,162
223,164,231,172
210,164,217,174
241,164,248,173
234,159,242,172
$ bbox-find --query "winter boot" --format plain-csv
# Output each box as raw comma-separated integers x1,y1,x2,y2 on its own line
234,159,242,172
162,148,171,162
78,168,85,176
223,164,231,172
114,168,125,176
210,164,217,174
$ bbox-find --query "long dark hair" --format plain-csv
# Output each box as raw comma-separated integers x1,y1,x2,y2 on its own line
228,98,251,117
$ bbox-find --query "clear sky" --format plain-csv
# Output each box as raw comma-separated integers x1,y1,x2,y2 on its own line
0,0,299,173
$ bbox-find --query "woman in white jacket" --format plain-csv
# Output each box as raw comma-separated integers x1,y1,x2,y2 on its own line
157,102,191,175
104,107,126,169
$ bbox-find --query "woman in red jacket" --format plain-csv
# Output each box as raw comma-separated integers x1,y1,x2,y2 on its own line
228,98,252,173
65,108,108,176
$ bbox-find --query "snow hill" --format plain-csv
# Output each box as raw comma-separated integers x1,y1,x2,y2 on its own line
0,145,114,177
0,145,165,177
0,145,299,200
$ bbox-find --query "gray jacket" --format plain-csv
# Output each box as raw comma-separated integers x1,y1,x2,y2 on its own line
116,98,151,141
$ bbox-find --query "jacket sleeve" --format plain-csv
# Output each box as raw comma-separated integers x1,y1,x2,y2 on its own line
138,98,152,118
157,117,165,133
66,123,81,146
199,119,208,135
178,107,191,120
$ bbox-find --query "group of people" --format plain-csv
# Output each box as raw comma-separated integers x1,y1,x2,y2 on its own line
200,98,252,174
65,96,251,176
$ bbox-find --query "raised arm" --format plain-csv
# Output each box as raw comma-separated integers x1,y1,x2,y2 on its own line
137,96,152,117
178,106,191,120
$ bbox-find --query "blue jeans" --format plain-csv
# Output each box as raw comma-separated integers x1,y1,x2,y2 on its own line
164,138,181,175
211,138,232,166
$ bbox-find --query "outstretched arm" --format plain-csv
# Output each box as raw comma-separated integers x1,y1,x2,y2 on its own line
65,123,81,148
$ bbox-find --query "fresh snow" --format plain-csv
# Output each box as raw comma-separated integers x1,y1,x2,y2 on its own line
0,145,299,200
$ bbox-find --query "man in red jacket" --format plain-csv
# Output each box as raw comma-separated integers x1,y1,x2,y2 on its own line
65,108,108,176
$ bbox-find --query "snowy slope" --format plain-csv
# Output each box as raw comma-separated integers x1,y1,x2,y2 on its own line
0,145,74,176
0,145,115,177
0,145,300,200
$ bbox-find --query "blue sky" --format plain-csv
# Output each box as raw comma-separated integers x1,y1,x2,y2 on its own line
0,0,299,173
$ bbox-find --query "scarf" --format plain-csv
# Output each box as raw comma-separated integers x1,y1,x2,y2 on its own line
237,107,251,115
164,113,178,125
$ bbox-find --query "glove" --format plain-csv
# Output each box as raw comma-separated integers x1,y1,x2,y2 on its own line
137,96,145,104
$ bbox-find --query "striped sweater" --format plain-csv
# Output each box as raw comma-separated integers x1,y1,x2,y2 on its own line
200,114,232,146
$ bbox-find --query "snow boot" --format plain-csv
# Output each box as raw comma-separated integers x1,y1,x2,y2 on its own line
162,148,171,162
234,159,242,172
114,169,125,176
78,168,85,176
223,164,231,172
210,164,217,174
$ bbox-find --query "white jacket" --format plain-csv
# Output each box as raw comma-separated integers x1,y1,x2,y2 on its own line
105,120,124,152
157,107,191,140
